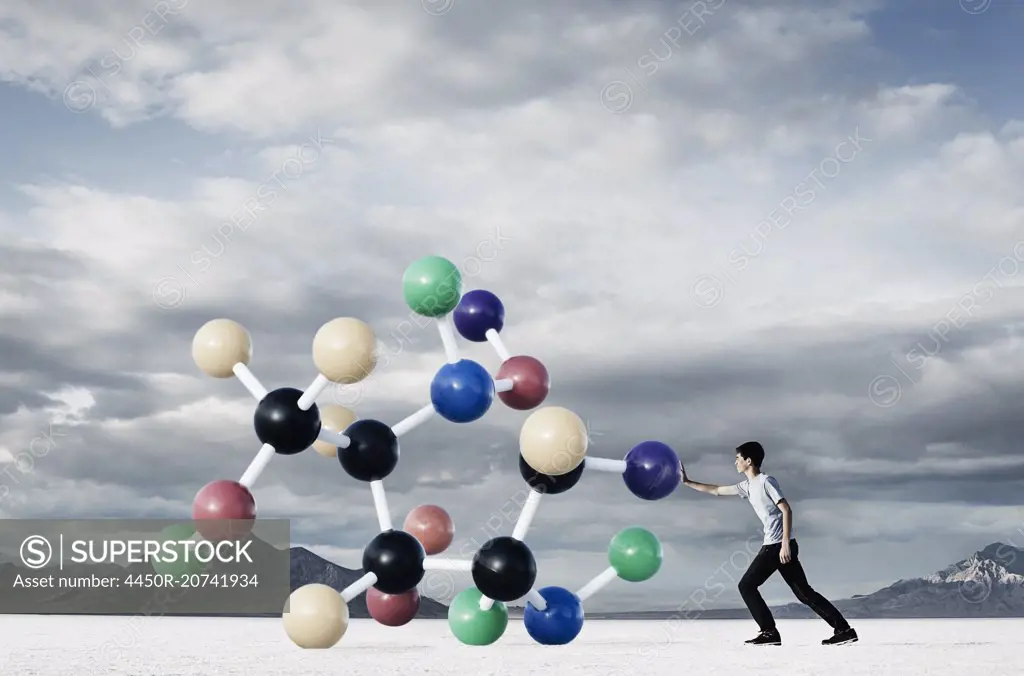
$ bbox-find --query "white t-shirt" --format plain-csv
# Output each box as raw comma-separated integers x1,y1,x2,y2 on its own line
734,474,790,545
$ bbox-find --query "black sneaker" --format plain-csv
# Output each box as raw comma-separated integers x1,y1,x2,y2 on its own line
822,626,858,645
745,628,781,645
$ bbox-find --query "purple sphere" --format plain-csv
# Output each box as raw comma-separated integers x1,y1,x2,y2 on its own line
453,290,504,342
623,441,681,500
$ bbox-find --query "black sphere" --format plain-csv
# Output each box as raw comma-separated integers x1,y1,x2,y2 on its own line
518,453,584,495
472,536,537,602
362,529,425,594
339,419,399,481
253,387,321,455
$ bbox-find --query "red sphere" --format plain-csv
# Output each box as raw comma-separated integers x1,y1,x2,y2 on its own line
192,480,256,541
366,587,420,626
496,356,550,410
403,504,454,555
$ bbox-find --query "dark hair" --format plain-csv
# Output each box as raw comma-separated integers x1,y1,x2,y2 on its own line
736,441,765,468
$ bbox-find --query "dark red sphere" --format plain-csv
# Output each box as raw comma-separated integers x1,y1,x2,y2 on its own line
496,356,550,410
192,479,256,541
366,587,420,626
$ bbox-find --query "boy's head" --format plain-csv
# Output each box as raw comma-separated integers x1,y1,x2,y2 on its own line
734,441,764,472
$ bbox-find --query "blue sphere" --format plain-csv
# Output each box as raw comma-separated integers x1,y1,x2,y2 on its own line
453,289,505,342
523,586,584,645
623,441,681,500
430,359,495,423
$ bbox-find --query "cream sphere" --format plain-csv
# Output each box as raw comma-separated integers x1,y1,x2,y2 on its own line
192,319,252,378
519,406,588,476
312,404,358,457
312,318,377,384
283,583,349,649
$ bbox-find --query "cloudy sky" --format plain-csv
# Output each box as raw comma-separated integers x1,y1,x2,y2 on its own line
1,0,1023,614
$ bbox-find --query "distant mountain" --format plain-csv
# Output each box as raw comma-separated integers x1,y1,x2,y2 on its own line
590,542,1024,620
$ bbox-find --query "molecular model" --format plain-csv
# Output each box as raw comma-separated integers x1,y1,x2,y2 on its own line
189,255,682,648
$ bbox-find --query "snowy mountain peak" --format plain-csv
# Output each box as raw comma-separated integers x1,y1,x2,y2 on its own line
976,542,1024,576
924,543,1024,586
925,555,1024,587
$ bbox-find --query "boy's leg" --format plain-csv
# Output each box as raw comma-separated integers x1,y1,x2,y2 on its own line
738,544,781,632
777,540,850,630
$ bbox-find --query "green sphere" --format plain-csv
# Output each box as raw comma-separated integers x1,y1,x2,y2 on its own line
151,523,208,581
402,256,462,317
447,587,508,645
608,527,662,582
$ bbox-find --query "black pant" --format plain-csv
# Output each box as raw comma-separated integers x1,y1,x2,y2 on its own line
738,539,848,632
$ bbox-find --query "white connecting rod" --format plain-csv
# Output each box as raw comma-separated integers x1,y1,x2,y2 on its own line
525,588,548,611
423,558,473,572
437,315,460,363
511,489,543,541
370,480,392,531
296,373,331,410
391,404,435,437
238,443,276,488
576,566,619,601
232,363,268,400
584,456,627,473
485,329,511,361
341,572,378,602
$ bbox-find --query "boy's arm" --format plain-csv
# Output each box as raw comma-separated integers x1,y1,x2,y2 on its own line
766,476,792,541
779,500,792,540
693,481,739,496
681,466,739,496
